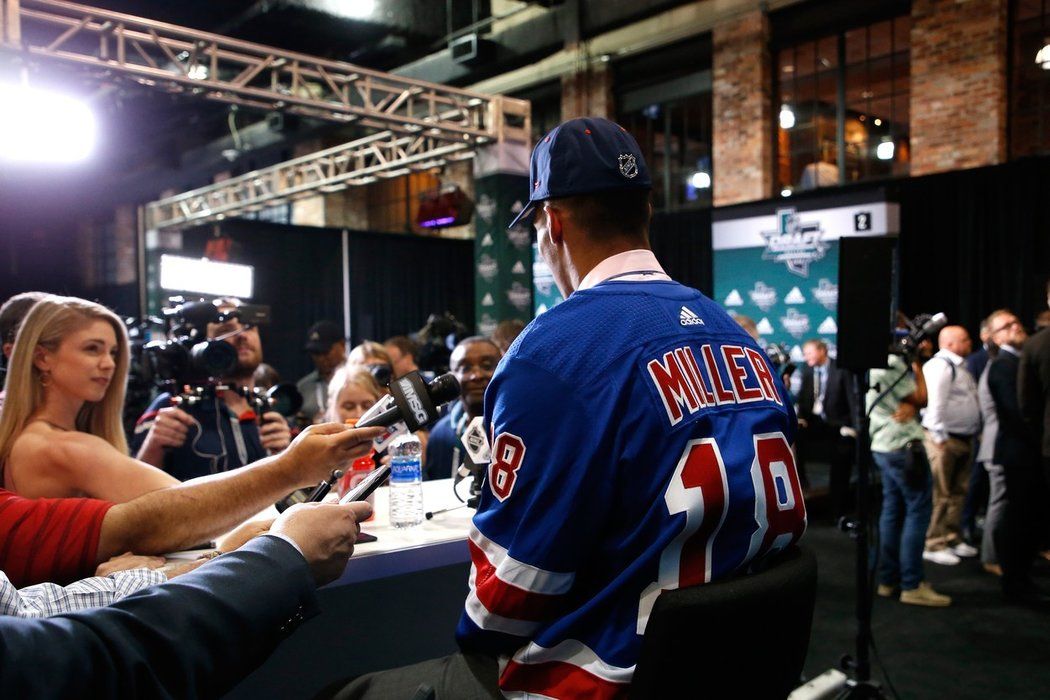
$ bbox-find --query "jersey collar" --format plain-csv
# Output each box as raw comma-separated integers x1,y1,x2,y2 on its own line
576,249,670,292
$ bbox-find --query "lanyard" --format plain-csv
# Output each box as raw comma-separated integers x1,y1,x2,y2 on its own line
595,269,671,285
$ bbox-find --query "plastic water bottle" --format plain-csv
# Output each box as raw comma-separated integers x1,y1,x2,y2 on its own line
388,433,424,528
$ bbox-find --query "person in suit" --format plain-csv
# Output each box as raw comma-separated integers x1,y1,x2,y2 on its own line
1018,280,1050,558
796,339,857,520
961,317,996,544
986,310,1048,605
975,328,1003,577
0,499,373,699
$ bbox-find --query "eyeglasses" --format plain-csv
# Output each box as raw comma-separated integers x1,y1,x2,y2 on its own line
991,319,1021,335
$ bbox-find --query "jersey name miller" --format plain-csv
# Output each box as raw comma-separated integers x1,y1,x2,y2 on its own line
647,343,783,426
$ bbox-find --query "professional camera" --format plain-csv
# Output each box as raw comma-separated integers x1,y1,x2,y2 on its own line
259,382,304,417
139,297,271,391
367,363,392,388
414,312,469,375
891,312,947,359
764,341,797,382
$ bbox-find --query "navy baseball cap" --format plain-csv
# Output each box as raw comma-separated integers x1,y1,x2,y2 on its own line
507,117,651,229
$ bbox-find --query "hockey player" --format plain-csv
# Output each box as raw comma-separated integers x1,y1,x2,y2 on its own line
334,117,807,699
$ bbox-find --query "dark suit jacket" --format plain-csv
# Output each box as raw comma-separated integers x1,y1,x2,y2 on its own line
797,360,856,429
0,536,318,699
965,345,990,381
988,350,1037,467
1019,327,1050,458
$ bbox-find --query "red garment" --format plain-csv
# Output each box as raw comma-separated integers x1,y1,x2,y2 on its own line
0,488,114,587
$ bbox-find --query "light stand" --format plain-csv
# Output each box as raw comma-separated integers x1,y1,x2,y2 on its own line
832,369,884,699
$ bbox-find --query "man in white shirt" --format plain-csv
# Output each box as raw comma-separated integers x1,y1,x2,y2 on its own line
922,325,981,565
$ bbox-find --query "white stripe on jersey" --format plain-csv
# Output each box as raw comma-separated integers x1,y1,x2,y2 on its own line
508,638,636,684
464,579,542,636
470,526,575,595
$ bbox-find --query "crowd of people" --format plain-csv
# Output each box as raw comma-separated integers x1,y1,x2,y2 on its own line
742,297,1050,608
0,116,1044,698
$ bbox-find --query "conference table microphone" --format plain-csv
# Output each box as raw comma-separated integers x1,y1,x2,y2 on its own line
304,371,461,504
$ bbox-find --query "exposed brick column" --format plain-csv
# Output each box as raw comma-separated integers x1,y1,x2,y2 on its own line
712,9,773,206
561,61,614,121
910,0,1008,175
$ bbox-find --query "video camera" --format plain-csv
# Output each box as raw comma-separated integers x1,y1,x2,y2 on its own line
414,312,469,376
891,312,947,359
131,297,302,418
764,341,797,381
142,298,267,389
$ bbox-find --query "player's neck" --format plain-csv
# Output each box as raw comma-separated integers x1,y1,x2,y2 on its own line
568,238,650,292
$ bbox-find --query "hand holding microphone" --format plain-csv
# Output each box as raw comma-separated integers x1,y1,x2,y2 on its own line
302,371,460,504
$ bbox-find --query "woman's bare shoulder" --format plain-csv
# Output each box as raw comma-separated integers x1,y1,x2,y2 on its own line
12,425,114,468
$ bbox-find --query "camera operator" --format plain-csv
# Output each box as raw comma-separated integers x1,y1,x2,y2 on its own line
132,298,292,481
869,329,951,606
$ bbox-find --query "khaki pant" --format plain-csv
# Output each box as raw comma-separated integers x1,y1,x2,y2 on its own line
923,433,973,551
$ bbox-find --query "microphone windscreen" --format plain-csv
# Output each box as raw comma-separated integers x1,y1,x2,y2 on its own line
427,373,461,404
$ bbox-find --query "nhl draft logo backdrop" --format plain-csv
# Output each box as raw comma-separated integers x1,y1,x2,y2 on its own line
712,200,899,361
474,172,533,335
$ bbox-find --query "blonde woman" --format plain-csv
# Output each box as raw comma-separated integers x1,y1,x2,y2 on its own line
0,296,179,501
326,365,383,500
326,365,384,425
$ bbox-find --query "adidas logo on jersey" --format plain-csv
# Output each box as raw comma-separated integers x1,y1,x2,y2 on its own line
679,307,704,326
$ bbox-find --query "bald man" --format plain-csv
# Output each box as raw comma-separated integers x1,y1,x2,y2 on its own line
921,325,981,565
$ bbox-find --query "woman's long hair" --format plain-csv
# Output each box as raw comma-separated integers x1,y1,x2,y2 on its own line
0,295,130,468
325,365,383,423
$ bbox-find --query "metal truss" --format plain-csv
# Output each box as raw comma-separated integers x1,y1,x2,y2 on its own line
145,131,476,230
1,0,531,229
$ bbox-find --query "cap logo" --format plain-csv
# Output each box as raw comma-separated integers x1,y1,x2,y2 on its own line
618,153,638,179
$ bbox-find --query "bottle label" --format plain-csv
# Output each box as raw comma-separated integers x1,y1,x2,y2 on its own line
390,457,421,483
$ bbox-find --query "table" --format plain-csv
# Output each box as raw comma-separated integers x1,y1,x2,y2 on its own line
224,478,475,700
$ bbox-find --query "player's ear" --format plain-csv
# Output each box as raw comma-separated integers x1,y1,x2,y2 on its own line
546,203,564,245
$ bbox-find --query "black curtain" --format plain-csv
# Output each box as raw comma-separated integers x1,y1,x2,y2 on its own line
650,208,714,295
893,156,1050,334
181,221,474,381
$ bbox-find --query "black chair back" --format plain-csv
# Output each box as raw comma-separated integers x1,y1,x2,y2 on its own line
630,545,818,699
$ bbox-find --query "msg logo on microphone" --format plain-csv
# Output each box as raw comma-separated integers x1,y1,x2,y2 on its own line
399,378,429,424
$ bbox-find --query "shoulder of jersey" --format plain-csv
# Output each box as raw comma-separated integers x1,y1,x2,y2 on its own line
508,285,743,386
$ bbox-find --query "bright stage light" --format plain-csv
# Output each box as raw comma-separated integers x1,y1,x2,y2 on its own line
779,104,796,130
876,140,895,161
690,171,711,189
160,255,254,298
1036,41,1050,69
0,84,96,163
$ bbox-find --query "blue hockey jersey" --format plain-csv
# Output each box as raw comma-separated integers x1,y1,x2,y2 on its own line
456,278,806,699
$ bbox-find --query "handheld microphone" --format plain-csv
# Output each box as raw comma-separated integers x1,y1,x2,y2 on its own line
309,372,460,504
355,372,460,431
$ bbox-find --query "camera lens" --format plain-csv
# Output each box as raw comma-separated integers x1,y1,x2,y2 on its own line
190,340,239,379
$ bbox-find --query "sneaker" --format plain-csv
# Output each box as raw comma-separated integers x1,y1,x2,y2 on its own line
900,581,952,607
876,584,896,598
923,548,961,566
951,542,979,558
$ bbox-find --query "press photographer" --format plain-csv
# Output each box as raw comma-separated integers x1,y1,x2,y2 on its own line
131,297,293,481
868,311,951,607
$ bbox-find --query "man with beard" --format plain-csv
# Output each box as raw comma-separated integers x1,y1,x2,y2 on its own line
424,336,501,480
133,299,292,481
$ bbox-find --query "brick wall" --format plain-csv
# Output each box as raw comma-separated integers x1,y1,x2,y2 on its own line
561,62,614,121
910,0,1008,175
712,9,772,206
